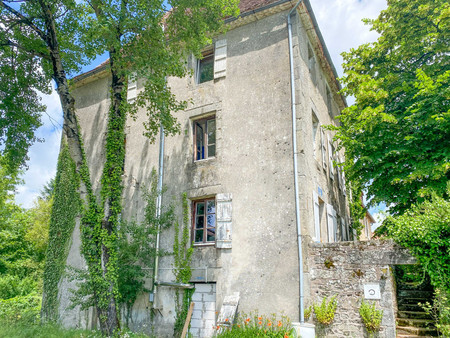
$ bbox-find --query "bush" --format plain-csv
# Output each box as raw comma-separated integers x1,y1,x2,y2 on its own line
0,275,40,300
0,292,41,324
359,300,383,335
421,288,450,337
216,312,294,337
313,295,337,325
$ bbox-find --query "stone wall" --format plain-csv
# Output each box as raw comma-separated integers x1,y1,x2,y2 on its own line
307,240,415,337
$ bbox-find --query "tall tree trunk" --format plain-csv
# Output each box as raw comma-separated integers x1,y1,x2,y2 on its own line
95,48,125,334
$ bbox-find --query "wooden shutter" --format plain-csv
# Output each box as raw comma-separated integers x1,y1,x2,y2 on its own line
216,193,232,248
127,72,137,102
214,39,227,79
327,204,337,243
313,191,321,242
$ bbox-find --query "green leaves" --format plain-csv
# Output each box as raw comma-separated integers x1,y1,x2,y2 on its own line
384,191,450,292
337,0,450,214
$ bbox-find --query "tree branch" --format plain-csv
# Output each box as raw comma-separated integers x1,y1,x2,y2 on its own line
0,38,50,60
0,1,47,41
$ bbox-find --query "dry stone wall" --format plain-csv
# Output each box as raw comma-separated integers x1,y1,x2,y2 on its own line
307,240,415,338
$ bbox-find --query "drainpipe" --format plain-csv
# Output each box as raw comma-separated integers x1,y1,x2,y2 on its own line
149,123,165,304
288,0,305,324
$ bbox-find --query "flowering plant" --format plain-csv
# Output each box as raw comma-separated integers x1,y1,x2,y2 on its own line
215,312,294,337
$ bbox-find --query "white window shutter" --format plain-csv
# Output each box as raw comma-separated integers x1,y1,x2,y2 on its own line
214,39,227,79
313,192,321,242
326,204,337,243
328,136,334,178
127,72,137,102
216,193,232,248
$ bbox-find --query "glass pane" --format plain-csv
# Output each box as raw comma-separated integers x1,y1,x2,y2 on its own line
207,119,216,144
206,227,215,242
207,214,215,227
199,55,214,83
196,202,204,215
195,216,204,229
208,145,215,157
206,200,215,214
195,230,204,243
195,122,204,160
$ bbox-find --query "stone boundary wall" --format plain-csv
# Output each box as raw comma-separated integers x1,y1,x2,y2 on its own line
307,240,415,338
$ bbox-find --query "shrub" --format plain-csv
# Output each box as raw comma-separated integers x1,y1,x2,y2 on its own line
216,312,294,337
0,292,41,324
359,300,383,335
421,288,450,337
313,295,337,325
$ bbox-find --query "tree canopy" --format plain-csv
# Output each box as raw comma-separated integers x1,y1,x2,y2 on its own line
336,0,449,214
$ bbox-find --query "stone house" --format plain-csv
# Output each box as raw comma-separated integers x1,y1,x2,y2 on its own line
59,0,413,337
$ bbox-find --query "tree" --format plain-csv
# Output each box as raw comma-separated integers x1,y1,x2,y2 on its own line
335,0,449,214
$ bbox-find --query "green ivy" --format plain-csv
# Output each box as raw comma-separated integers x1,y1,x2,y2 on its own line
173,193,194,337
41,142,81,321
117,169,174,327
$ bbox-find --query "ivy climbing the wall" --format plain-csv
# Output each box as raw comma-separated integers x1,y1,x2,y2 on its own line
173,193,194,337
117,169,174,327
41,142,81,321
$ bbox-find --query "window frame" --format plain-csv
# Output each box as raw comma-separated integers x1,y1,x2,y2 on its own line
197,47,214,84
193,115,216,161
192,198,216,245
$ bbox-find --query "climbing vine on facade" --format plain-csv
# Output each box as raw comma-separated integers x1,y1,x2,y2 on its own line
41,143,81,321
173,193,194,337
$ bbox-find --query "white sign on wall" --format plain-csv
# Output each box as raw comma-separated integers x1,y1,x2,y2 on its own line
364,283,381,300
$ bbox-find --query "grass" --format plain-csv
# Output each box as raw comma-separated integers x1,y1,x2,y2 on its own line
0,321,150,338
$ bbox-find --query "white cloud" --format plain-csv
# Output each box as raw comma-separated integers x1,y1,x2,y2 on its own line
309,0,387,78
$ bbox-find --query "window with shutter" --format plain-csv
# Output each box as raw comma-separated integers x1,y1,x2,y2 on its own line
328,136,334,179
313,192,321,242
326,204,337,243
321,128,327,170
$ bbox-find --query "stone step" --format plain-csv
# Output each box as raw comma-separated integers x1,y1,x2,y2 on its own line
396,318,435,328
398,303,426,312
397,326,438,336
397,334,433,338
398,311,432,320
398,298,432,305
398,290,434,299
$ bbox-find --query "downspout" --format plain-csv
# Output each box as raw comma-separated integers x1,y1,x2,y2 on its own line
150,123,165,304
288,0,305,324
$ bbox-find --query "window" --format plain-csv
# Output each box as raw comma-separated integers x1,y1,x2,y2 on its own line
326,204,337,243
312,112,319,159
326,85,333,117
193,198,216,244
313,191,325,242
328,135,335,179
321,128,327,169
308,44,317,85
127,72,137,102
194,116,216,161
197,48,214,83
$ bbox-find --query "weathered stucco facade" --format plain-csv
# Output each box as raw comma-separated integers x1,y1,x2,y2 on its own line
55,1,404,337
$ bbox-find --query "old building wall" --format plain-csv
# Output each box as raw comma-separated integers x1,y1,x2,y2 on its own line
62,3,350,336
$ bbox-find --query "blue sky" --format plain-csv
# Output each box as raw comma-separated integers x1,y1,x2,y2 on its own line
15,0,387,224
